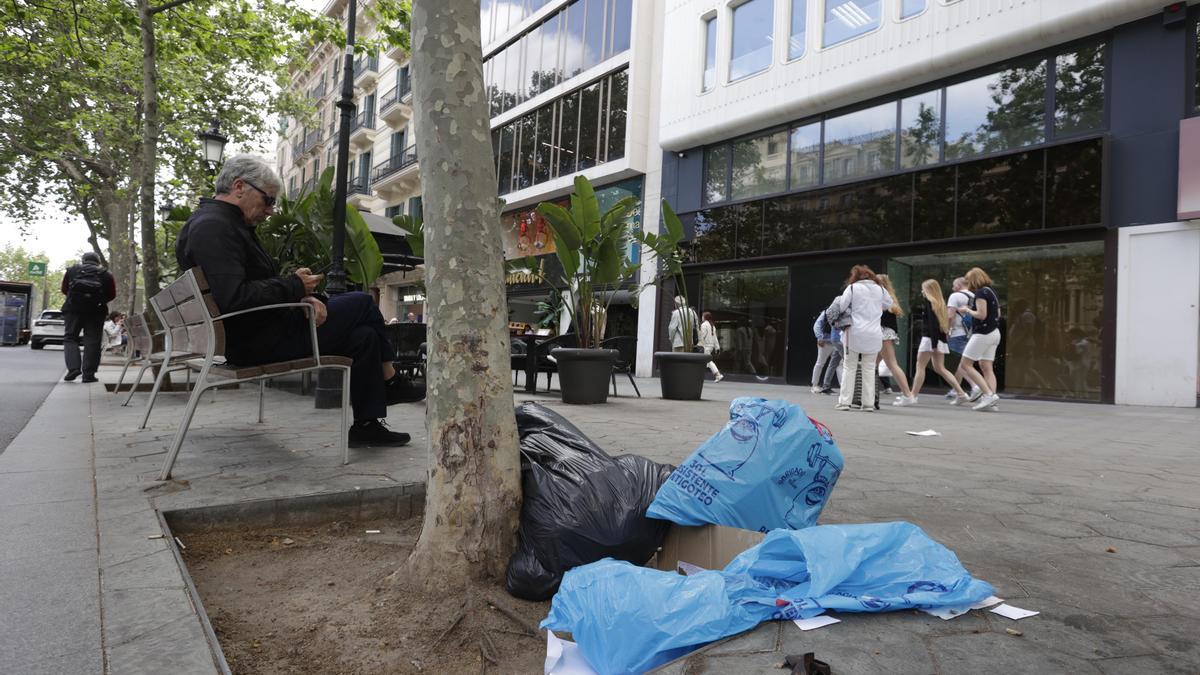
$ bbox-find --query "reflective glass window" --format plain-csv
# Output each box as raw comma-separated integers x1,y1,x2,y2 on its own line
609,0,632,58
823,0,881,47
702,16,717,92
900,0,925,19
534,105,554,183
955,150,1043,237
577,81,602,170
605,70,628,162
700,268,788,378
730,0,773,82
730,130,788,200
822,101,896,182
506,37,524,108
1045,139,1102,228
944,60,1047,160
788,122,821,189
481,0,495,44
911,166,955,241
704,145,730,204
789,0,807,60
563,1,586,79
512,116,532,191
524,26,543,99
691,209,735,262
583,0,606,72
1054,42,1105,136
539,14,561,92
557,90,580,176
900,89,941,169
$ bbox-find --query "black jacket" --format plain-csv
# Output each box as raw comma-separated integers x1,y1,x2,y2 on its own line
61,263,116,315
175,199,306,364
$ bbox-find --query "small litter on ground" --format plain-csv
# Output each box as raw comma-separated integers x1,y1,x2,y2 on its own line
544,631,598,675
792,615,841,631
364,530,381,534
990,603,1039,620
905,429,941,437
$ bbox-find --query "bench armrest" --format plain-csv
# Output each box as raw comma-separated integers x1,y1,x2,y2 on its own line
213,302,325,365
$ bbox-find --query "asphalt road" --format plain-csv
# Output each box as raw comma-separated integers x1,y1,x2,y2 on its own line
0,343,67,455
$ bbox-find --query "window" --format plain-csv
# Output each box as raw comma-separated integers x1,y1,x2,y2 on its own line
534,104,554,183
523,27,542,99
1054,42,1105,136
704,146,730,204
540,13,562,93
385,204,403,218
945,59,1047,160
517,114,536,189
788,122,821,188
609,0,632,58
700,268,788,378
583,0,606,72
729,0,773,82
702,16,718,91
789,0,807,60
497,125,515,193
606,70,628,162
558,90,580,177
408,196,423,222
822,101,896,182
1194,19,1200,112
577,81,603,170
823,0,881,48
899,0,925,19
730,130,788,200
563,0,586,80
899,89,941,168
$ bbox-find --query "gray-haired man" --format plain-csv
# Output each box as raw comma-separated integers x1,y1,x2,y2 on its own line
176,154,414,447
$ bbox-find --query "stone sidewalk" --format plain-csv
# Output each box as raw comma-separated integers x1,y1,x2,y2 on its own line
1,364,1198,674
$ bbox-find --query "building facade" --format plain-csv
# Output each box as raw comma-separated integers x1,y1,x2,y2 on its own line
277,0,425,322
655,0,1200,405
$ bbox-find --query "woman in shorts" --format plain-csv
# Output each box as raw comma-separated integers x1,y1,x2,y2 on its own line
875,274,916,407
910,279,968,403
957,267,1002,411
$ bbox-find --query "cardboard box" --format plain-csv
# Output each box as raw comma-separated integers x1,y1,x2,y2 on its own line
651,524,766,573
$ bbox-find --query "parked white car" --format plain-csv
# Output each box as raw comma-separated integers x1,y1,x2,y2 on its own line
30,310,65,349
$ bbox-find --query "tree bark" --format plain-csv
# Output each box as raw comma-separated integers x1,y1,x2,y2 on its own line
138,0,161,299
98,194,134,316
405,0,522,584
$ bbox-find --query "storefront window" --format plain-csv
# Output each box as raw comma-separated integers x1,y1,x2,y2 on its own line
700,268,789,379
823,101,897,182
704,145,729,204
788,122,821,189
1054,42,1106,136
944,59,1047,160
900,90,941,168
789,0,808,60
954,150,1043,237
730,130,788,200
823,0,881,48
730,0,774,82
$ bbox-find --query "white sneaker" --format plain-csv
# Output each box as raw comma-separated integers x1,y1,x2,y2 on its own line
810,386,821,393
948,394,970,406
714,374,724,383
834,403,851,411
967,385,983,402
972,393,1000,411
893,396,918,407
943,390,957,400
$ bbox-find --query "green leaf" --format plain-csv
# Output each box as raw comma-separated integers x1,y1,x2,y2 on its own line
344,205,384,287
537,202,581,250
571,175,601,242
661,199,685,244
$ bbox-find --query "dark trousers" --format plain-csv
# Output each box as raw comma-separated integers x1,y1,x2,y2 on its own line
64,312,104,376
270,292,393,422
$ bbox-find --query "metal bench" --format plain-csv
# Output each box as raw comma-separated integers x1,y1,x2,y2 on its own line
148,268,352,480
114,311,203,422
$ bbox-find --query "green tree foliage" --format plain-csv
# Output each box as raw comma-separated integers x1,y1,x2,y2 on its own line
0,244,69,310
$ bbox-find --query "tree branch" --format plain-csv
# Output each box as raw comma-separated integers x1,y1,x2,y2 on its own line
149,0,199,16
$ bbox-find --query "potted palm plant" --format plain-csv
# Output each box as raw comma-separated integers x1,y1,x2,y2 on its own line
635,201,711,400
536,176,639,404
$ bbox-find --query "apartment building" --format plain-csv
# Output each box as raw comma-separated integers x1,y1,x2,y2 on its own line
655,0,1200,405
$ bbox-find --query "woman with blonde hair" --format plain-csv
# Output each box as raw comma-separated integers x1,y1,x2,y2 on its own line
955,267,1002,411
875,274,916,406
832,264,892,411
910,279,968,402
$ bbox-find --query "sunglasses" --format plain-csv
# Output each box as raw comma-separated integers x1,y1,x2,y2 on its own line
243,180,276,208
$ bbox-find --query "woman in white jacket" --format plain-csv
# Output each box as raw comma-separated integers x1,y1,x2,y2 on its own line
698,311,723,382
834,265,892,411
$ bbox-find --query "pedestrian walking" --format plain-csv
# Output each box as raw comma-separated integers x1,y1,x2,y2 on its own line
60,252,116,383
667,296,699,352
910,279,968,402
956,267,1002,411
945,276,980,401
831,265,892,411
811,310,842,393
875,274,916,406
699,311,724,382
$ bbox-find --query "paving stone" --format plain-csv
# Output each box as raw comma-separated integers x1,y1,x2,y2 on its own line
0,550,100,666
703,623,780,655
0,647,103,675
1093,654,1199,674
927,631,1104,674
1083,520,1200,548
101,546,185,592
0,499,97,563
0,469,93,507
102,587,197,646
776,613,939,673
104,613,219,675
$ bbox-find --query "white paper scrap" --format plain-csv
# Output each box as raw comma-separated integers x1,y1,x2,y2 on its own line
792,615,841,631
971,595,1004,610
365,529,381,534
905,429,942,437
990,603,1039,620
545,631,598,675
923,605,969,620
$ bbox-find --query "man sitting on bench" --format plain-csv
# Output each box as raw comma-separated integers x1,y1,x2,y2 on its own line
176,154,412,447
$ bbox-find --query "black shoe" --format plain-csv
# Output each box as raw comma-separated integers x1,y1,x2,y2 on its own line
820,388,834,395
349,419,411,448
63,370,81,382
81,374,98,383
385,373,426,405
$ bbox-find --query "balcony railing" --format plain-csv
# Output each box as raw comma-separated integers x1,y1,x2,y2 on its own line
350,110,375,133
348,175,371,196
308,81,327,100
353,55,379,81
303,128,322,151
379,78,412,113
371,145,419,184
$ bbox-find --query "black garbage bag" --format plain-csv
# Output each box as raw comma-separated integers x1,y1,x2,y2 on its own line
506,402,674,601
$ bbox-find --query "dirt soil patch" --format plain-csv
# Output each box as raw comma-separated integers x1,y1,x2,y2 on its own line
181,516,551,674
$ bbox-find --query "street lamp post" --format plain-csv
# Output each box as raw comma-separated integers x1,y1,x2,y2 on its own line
197,120,228,178
328,0,358,296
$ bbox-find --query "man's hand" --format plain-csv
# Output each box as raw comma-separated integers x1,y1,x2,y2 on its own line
300,296,327,327
294,267,325,295
818,339,827,347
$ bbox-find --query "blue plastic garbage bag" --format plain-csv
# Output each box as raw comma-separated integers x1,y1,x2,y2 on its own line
646,397,844,532
541,522,994,674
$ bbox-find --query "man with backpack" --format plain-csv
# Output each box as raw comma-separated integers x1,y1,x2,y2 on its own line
945,276,980,401
60,251,117,383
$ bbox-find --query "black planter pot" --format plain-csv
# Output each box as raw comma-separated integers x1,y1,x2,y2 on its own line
655,351,711,400
551,348,619,404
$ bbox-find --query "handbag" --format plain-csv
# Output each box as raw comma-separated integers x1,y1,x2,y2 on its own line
825,286,853,329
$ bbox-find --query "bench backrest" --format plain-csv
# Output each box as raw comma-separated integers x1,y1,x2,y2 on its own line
148,268,224,358
126,312,154,355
